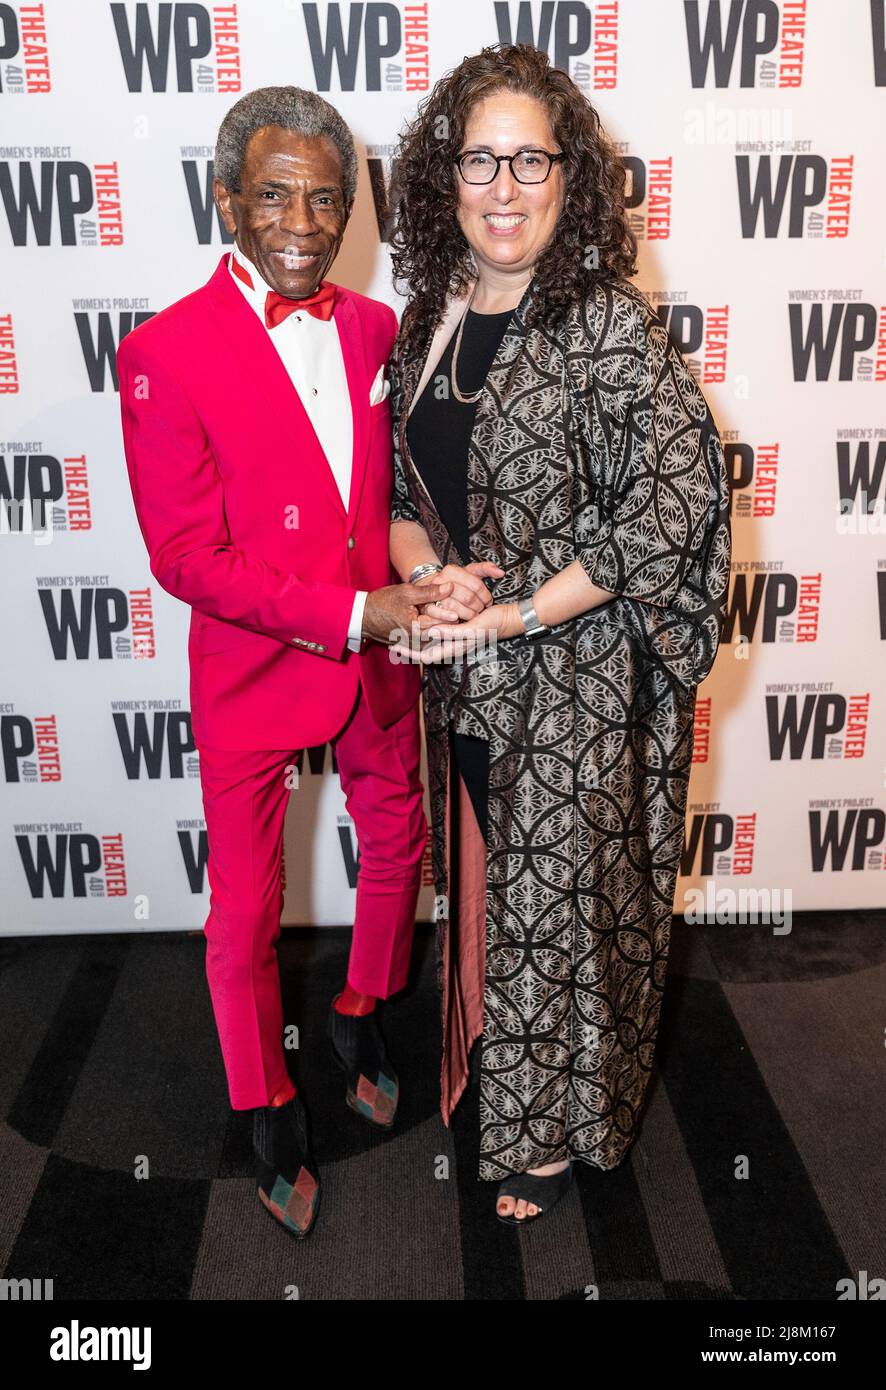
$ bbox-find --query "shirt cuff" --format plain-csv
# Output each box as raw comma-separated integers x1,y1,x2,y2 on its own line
347,590,368,652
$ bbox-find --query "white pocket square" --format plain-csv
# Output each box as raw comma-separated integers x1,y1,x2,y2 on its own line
369,364,391,406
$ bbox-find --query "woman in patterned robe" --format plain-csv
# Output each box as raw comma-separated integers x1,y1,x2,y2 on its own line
387,44,732,1220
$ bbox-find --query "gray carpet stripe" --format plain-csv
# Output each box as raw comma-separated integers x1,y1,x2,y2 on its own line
519,1184,597,1300
54,936,227,1177
0,1121,48,1272
633,1080,731,1288
0,941,84,1115
724,961,886,1282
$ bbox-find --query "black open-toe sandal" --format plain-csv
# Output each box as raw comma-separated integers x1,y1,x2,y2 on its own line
496,1163,573,1225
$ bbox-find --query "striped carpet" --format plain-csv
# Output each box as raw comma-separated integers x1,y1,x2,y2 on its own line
1,910,884,1301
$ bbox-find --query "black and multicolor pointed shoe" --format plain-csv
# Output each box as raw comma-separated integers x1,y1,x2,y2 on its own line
252,1090,321,1239
327,996,399,1129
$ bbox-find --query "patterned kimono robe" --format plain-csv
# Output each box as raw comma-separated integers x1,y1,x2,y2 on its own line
389,275,731,1180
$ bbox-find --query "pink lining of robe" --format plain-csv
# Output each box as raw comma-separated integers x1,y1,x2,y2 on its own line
440,763,487,1123
403,281,487,1123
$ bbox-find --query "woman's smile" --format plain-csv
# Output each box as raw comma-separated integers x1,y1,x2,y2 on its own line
482,212,528,235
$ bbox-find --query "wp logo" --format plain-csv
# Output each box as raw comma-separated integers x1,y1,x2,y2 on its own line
736,153,853,238
1,448,92,533
789,301,886,383
181,153,234,244
656,301,729,385
685,0,807,88
74,304,155,392
622,154,674,241
15,828,128,898
1,710,61,783
810,807,886,873
725,569,821,644
0,157,123,246
682,809,757,876
302,2,429,92
726,437,779,520
37,581,156,660
112,708,198,780
493,1,618,91
766,692,869,761
0,1,51,92
111,1,240,91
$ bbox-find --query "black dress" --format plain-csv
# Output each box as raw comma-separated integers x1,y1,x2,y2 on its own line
406,307,514,842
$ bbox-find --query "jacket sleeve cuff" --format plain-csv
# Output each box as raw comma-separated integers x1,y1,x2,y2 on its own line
346,590,368,651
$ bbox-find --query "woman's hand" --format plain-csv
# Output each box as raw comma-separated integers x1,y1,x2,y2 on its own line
415,561,506,623
418,600,523,664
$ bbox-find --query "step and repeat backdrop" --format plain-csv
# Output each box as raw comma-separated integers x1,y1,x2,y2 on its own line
2,0,885,934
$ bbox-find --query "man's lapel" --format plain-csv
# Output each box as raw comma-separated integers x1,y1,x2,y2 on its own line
204,254,357,520
331,290,370,528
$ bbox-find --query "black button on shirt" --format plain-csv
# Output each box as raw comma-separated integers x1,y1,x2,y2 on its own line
406,308,513,562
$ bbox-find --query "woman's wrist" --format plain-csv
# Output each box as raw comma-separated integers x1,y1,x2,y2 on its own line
516,591,550,637
409,561,443,584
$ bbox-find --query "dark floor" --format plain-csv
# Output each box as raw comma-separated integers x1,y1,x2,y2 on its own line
1,910,884,1300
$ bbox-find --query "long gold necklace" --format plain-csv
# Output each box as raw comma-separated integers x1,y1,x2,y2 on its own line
450,275,531,404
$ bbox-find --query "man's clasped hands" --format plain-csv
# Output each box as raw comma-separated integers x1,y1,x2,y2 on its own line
360,561,527,664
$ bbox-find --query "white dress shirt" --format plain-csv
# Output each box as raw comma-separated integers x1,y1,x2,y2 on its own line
228,243,367,651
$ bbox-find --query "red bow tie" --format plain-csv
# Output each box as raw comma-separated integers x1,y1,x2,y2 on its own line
229,253,337,327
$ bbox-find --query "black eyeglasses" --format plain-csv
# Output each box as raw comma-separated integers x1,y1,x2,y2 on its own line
454,148,566,185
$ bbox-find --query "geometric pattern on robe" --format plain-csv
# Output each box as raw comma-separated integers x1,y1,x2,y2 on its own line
390,275,732,1178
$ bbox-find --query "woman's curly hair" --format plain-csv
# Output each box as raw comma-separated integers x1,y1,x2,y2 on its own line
390,43,637,358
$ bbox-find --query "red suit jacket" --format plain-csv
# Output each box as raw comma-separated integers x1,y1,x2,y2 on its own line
116,253,419,750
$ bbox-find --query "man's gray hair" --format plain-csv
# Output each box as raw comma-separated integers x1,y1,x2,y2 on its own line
215,86,358,204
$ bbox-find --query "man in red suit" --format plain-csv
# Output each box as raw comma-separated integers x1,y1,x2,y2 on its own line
117,87,451,1239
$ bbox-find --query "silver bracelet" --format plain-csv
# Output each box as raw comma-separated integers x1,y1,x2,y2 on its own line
517,595,550,639
408,562,443,584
